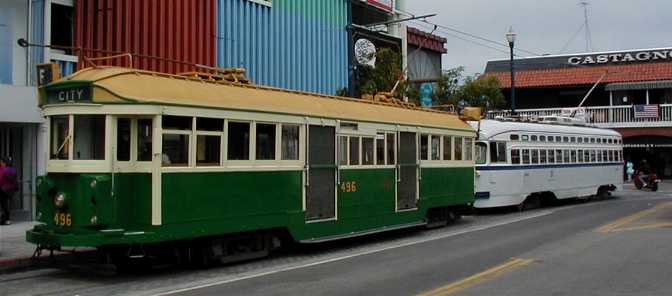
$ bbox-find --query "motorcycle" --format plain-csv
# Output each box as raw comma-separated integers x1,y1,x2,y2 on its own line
634,171,660,191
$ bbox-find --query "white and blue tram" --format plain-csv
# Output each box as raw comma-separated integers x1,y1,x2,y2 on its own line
470,119,623,209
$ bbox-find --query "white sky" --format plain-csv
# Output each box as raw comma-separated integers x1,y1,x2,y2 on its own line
405,0,672,76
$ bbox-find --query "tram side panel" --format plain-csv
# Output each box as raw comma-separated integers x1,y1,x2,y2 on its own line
474,168,526,208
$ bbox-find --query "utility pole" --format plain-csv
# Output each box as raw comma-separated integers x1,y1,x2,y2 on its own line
579,1,593,52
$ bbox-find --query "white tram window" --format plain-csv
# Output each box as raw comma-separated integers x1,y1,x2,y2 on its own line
227,122,250,160
349,137,360,165
570,150,577,163
51,116,70,160
584,150,590,163
608,150,614,162
443,136,453,161
597,150,603,162
578,150,584,162
386,133,396,165
489,142,507,163
454,137,464,161
197,118,224,131
162,115,192,130
522,149,530,164
420,134,429,161
531,135,538,141
281,125,300,160
555,136,562,142
510,134,519,141
555,149,563,163
137,119,153,162
563,136,569,142
563,149,570,163
376,133,385,165
74,115,106,160
475,142,487,164
578,137,583,143
602,150,608,162
117,118,131,161
256,123,277,160
431,135,441,160
162,134,189,167
522,135,529,141
548,149,555,163
511,149,521,164
197,135,221,166
531,149,539,164
548,136,554,142
539,135,546,141
338,136,348,165
590,138,596,143
590,150,596,162
571,137,577,143
540,150,547,164
464,138,474,161
362,137,374,165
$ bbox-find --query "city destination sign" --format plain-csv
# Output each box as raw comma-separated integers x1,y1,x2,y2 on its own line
46,85,92,104
568,49,672,66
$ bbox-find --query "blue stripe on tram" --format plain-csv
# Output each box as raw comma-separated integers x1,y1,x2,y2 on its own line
476,162,623,171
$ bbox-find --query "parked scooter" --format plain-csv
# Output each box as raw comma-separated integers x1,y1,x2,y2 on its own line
634,170,660,191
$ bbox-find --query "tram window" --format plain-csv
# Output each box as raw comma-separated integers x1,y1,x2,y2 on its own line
454,137,463,161
510,134,519,141
578,150,584,162
162,134,189,166
555,136,562,142
522,135,529,141
475,142,487,164
608,150,614,162
431,135,441,160
197,118,224,131
443,136,453,161
376,133,385,165
349,137,360,165
548,149,555,163
51,116,70,160
256,123,276,160
571,137,576,143
571,150,577,163
74,115,106,160
531,135,538,141
117,119,131,161
522,149,530,164
540,135,546,141
597,150,602,162
538,150,546,164
555,149,563,163
362,138,374,165
531,150,539,164
196,135,221,166
563,150,570,163
602,150,608,162
465,138,474,161
578,137,583,143
386,133,396,165
511,149,521,164
281,125,300,160
162,115,192,130
490,142,506,163
590,138,596,143
548,136,554,142
590,150,596,162
584,150,590,163
563,136,569,142
338,136,348,165
137,119,153,161
227,122,250,160
420,134,429,161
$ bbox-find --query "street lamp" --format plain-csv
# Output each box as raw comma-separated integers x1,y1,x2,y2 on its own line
506,27,517,115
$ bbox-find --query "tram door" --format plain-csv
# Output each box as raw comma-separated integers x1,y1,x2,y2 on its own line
397,132,418,210
305,125,336,221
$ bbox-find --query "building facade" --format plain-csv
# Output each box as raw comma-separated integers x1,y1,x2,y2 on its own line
484,47,672,178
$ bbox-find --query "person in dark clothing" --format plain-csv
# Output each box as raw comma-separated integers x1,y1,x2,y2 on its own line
0,157,18,225
638,159,652,187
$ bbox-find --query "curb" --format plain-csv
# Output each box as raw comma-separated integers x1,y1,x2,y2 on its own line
0,250,96,274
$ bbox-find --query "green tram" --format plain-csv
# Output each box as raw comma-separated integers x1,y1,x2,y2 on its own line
28,66,476,265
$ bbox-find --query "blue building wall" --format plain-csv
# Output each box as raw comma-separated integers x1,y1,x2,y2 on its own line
216,0,348,95
30,0,45,85
0,8,13,84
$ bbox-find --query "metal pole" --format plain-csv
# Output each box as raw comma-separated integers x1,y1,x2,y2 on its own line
509,41,516,115
346,0,355,98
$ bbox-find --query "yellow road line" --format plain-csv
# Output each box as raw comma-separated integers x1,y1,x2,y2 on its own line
418,258,535,296
613,221,672,233
595,202,672,233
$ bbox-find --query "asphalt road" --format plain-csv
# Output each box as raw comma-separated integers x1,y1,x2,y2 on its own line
2,186,671,296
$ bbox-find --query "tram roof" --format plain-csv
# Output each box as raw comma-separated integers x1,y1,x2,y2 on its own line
43,67,474,132
469,119,621,140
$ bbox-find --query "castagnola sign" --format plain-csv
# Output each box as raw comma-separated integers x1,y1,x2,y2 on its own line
568,49,672,65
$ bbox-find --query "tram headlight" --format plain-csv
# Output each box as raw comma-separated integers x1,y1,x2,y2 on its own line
90,179,97,189
54,192,66,208
90,215,98,225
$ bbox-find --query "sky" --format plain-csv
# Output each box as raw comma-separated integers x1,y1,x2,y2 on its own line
405,0,672,77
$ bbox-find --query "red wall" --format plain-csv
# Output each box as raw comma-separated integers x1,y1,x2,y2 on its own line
74,0,216,74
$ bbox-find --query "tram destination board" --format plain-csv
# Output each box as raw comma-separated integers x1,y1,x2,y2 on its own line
45,83,92,104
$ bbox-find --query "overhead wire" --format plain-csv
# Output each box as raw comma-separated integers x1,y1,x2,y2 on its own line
408,20,512,56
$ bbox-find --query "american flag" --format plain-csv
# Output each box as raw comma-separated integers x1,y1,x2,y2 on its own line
633,105,659,118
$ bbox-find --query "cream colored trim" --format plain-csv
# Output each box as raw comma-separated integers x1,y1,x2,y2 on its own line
43,104,161,116
162,166,303,173
151,115,162,226
67,114,74,160
420,162,474,168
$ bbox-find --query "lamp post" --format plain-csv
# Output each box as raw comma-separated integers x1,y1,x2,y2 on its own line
506,27,517,115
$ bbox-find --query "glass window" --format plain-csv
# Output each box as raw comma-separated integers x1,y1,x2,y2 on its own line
162,115,192,130
540,135,546,141
281,125,300,160
563,150,570,163
443,136,452,161
51,116,69,160
522,135,529,141
376,134,385,165
584,150,590,163
522,149,530,164
555,136,562,142
590,138,596,143
571,150,577,163
608,150,614,162
197,118,224,131
578,150,584,162
590,150,596,162
475,142,487,164
531,149,539,164
602,150,608,162
420,134,429,161
531,135,538,141
197,135,221,166
597,150,603,162
571,137,576,143
490,142,507,163
548,149,555,163
137,119,153,161
117,118,131,161
431,135,441,160
511,149,520,164
386,133,396,165
162,134,189,166
510,134,519,141
556,149,563,163
362,138,374,165
578,137,583,143
540,150,547,164
227,122,250,160
74,115,106,160
455,137,463,161
349,137,360,165
338,136,348,165
548,136,555,142
465,138,474,161
563,136,569,142
256,123,276,160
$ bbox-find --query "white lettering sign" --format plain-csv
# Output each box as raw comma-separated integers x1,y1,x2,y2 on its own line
567,49,672,65
57,89,85,102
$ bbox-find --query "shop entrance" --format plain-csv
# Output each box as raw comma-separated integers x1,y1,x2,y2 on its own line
624,136,672,178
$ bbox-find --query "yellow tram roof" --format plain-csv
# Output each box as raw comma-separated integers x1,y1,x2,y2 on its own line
44,67,474,132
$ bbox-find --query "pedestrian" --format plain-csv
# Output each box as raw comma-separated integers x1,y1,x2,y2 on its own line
626,160,634,182
0,157,18,225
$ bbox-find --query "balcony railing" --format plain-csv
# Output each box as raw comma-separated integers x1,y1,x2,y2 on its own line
487,104,672,128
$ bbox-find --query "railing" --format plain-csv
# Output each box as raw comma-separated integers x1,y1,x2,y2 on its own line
487,104,672,128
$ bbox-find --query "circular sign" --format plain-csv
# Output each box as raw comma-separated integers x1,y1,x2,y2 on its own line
355,39,376,67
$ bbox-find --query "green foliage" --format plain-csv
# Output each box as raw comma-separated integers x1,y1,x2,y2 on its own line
356,48,402,96
459,76,505,109
433,67,464,105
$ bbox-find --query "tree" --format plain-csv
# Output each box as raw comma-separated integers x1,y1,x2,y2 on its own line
355,48,402,97
458,75,506,110
433,67,464,106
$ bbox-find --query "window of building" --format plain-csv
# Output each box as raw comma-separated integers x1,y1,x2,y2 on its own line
338,136,348,166
51,116,70,160
162,134,189,166
511,149,521,164
387,133,396,164
281,124,300,160
362,138,374,165
349,137,360,165
431,135,441,160
444,136,453,161
74,115,106,160
376,133,385,165
490,141,507,163
476,142,487,164
455,137,463,161
197,135,221,166
464,138,473,161
256,123,276,160
137,119,153,161
50,3,74,54
117,119,131,161
420,134,429,161
540,150,547,164
227,122,250,160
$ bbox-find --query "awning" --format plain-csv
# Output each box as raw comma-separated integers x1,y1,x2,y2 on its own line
605,80,672,91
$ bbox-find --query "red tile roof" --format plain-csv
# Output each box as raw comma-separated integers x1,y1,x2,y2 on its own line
483,62,672,88
407,27,447,54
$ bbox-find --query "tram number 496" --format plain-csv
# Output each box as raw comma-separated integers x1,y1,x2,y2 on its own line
54,213,72,226
341,181,358,193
